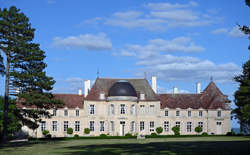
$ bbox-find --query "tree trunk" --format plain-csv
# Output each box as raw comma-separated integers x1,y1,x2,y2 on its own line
2,53,10,142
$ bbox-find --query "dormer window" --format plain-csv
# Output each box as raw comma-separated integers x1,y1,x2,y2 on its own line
99,92,105,100
52,109,57,116
64,109,68,116
140,93,145,100
217,110,221,117
76,109,79,117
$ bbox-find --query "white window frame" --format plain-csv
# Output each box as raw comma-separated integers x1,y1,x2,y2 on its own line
64,121,68,132
199,111,203,117
41,121,46,131
110,104,115,115
64,109,68,116
217,110,221,117
149,121,155,132
164,121,169,132
188,111,191,117
52,109,57,116
52,121,57,132
130,121,135,132
100,121,105,132
90,121,95,131
165,110,168,116
75,121,80,132
110,121,114,132
140,121,144,131
130,104,135,115
90,104,95,115
176,110,180,117
198,122,203,131
76,109,80,117
120,104,125,114
187,122,192,132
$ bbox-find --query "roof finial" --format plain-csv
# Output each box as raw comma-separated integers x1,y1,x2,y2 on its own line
210,76,213,82
97,68,100,78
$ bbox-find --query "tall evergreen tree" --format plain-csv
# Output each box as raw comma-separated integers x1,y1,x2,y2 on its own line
233,60,250,133
0,6,63,141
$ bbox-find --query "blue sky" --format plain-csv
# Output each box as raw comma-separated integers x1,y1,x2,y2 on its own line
0,0,249,128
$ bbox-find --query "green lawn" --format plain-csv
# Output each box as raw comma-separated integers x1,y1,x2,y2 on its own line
0,136,250,155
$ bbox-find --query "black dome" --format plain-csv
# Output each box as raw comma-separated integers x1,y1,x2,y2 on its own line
108,80,137,97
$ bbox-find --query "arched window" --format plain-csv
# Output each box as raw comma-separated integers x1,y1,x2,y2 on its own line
110,104,115,115
130,104,135,115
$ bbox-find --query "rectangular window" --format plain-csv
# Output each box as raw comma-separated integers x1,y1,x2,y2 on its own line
217,111,221,117
64,121,68,132
164,121,169,132
140,105,145,108
76,109,79,117
52,109,57,116
140,121,144,131
52,121,57,132
176,110,180,116
100,121,104,131
198,122,203,131
110,104,115,115
187,122,192,132
188,111,191,117
110,121,114,132
176,121,181,128
130,105,135,115
90,121,95,131
199,111,203,117
150,105,155,108
149,121,155,132
41,121,46,131
75,121,80,131
165,110,168,116
64,109,68,116
120,104,125,114
130,121,135,132
90,104,95,114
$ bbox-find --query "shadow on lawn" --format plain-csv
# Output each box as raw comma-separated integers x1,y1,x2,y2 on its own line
61,141,250,155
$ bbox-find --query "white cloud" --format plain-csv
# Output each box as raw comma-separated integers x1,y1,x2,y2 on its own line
84,1,216,31
211,26,245,38
123,36,204,59
146,1,198,11
119,37,240,83
52,33,112,51
120,50,136,56
157,85,190,94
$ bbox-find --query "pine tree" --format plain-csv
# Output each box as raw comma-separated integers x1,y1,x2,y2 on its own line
233,60,250,133
0,6,63,141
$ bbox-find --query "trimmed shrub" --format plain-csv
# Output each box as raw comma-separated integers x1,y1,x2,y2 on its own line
226,132,233,136
150,132,157,137
42,130,49,137
100,134,107,138
125,133,132,137
195,126,202,134
172,126,180,136
46,134,52,138
84,128,90,134
201,132,208,136
156,127,163,135
74,134,79,138
67,128,73,135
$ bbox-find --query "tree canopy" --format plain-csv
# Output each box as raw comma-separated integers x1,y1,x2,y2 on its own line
0,6,63,141
233,60,250,133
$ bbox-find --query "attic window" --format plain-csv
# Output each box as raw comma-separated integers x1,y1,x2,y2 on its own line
99,92,105,100
140,93,145,100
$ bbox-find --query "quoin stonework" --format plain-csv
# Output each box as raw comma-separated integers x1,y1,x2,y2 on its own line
19,76,231,137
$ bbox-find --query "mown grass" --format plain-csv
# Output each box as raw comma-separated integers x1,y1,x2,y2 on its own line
0,136,250,155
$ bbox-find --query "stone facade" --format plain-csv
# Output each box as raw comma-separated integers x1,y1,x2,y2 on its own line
23,77,231,138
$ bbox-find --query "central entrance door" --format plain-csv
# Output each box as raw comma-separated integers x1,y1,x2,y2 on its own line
216,122,222,135
120,121,125,136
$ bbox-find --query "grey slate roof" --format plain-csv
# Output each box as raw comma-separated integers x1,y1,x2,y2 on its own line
85,78,159,101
